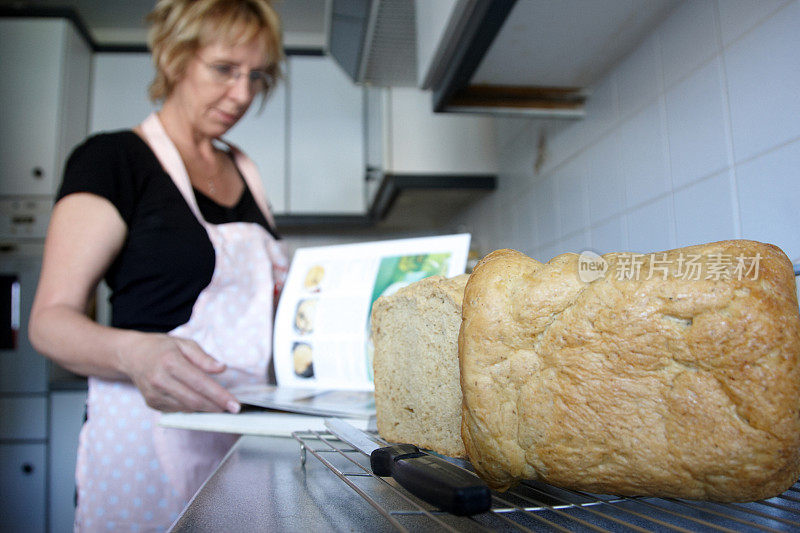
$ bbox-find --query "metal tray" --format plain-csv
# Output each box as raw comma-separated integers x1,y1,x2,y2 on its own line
292,429,800,532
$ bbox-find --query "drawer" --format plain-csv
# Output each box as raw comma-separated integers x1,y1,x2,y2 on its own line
0,395,47,439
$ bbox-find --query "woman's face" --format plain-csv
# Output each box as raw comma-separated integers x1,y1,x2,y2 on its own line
169,36,269,139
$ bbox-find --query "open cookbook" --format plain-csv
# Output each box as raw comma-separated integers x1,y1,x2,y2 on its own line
160,233,470,435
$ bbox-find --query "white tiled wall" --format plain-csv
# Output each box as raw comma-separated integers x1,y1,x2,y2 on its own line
457,0,800,265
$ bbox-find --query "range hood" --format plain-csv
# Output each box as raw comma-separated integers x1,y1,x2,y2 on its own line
328,0,584,116
330,0,679,118
328,0,585,116
274,174,496,232
328,0,418,87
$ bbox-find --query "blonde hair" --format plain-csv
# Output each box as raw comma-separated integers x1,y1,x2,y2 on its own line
146,0,283,103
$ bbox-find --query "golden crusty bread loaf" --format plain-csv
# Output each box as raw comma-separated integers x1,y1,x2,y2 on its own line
459,240,800,501
372,274,469,457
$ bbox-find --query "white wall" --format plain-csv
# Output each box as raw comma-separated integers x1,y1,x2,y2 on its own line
456,0,800,267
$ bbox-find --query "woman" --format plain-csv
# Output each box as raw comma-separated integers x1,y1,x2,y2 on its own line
29,0,287,529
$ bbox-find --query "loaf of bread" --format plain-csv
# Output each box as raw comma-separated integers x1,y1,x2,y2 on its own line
460,240,800,501
372,274,469,457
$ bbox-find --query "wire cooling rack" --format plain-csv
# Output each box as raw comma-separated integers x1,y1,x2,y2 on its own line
292,429,800,532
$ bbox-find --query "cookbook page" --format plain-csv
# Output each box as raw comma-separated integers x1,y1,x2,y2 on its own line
272,233,471,391
231,385,377,418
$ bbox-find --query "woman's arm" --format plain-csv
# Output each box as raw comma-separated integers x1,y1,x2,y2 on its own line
29,193,240,413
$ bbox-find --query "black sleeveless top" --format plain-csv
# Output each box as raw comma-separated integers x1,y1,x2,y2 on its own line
57,131,279,333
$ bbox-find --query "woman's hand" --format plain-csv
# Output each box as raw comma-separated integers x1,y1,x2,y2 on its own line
121,333,241,413
30,194,242,414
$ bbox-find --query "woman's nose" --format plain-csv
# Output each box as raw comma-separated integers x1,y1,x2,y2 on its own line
228,74,255,104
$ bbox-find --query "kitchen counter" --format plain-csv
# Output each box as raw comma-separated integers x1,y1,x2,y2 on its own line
171,433,800,532
169,434,402,532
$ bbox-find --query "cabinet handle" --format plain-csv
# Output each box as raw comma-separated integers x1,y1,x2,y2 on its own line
21,462,35,475
31,167,44,179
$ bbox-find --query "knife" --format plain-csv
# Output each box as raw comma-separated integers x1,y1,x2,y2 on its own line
324,417,491,516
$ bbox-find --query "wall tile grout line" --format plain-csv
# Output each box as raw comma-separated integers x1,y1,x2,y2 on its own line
714,0,743,241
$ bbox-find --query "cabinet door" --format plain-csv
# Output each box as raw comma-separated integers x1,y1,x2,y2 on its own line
0,19,65,196
89,53,159,134
364,86,387,206
288,56,365,214
224,83,287,214
49,390,87,533
0,443,46,533
56,19,92,190
0,396,47,439
384,87,497,175
90,53,286,214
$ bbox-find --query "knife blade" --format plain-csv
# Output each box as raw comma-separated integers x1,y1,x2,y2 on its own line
324,418,491,516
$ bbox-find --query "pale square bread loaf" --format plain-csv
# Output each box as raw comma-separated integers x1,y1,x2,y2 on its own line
460,240,800,501
371,274,469,457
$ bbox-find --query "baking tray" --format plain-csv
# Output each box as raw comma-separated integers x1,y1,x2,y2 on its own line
292,429,800,532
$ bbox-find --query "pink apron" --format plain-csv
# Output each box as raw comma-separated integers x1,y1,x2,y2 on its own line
74,113,288,532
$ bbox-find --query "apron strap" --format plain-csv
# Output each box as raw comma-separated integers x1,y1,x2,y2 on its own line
222,141,288,291
139,112,205,223
139,112,287,282
139,112,278,231
217,140,278,231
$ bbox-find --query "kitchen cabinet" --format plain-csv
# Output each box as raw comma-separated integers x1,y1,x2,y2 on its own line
0,443,47,532
371,87,496,175
48,390,87,533
0,197,54,241
287,55,365,214
90,52,287,213
0,397,47,438
89,53,158,134
365,86,497,208
0,247,48,533
224,79,287,214
0,398,47,533
0,18,91,196
89,53,364,216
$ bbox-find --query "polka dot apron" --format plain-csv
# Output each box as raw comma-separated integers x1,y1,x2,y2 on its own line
74,113,288,532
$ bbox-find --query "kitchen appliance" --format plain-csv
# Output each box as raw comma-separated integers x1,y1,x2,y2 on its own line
0,273,19,349
0,242,47,393
0,194,89,532
0,241,48,531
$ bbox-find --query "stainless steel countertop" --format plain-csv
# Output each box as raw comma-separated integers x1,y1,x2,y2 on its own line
169,434,400,532
171,432,800,532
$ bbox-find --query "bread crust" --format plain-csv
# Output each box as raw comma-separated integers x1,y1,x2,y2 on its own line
459,240,800,501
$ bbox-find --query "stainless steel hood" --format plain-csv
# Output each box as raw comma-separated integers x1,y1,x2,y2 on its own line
329,0,681,118
327,0,584,116
328,0,417,87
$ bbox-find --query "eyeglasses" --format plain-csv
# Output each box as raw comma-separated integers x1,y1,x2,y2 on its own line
197,57,274,91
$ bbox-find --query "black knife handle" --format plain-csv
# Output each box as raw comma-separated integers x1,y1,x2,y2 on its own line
370,444,420,476
370,445,491,516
